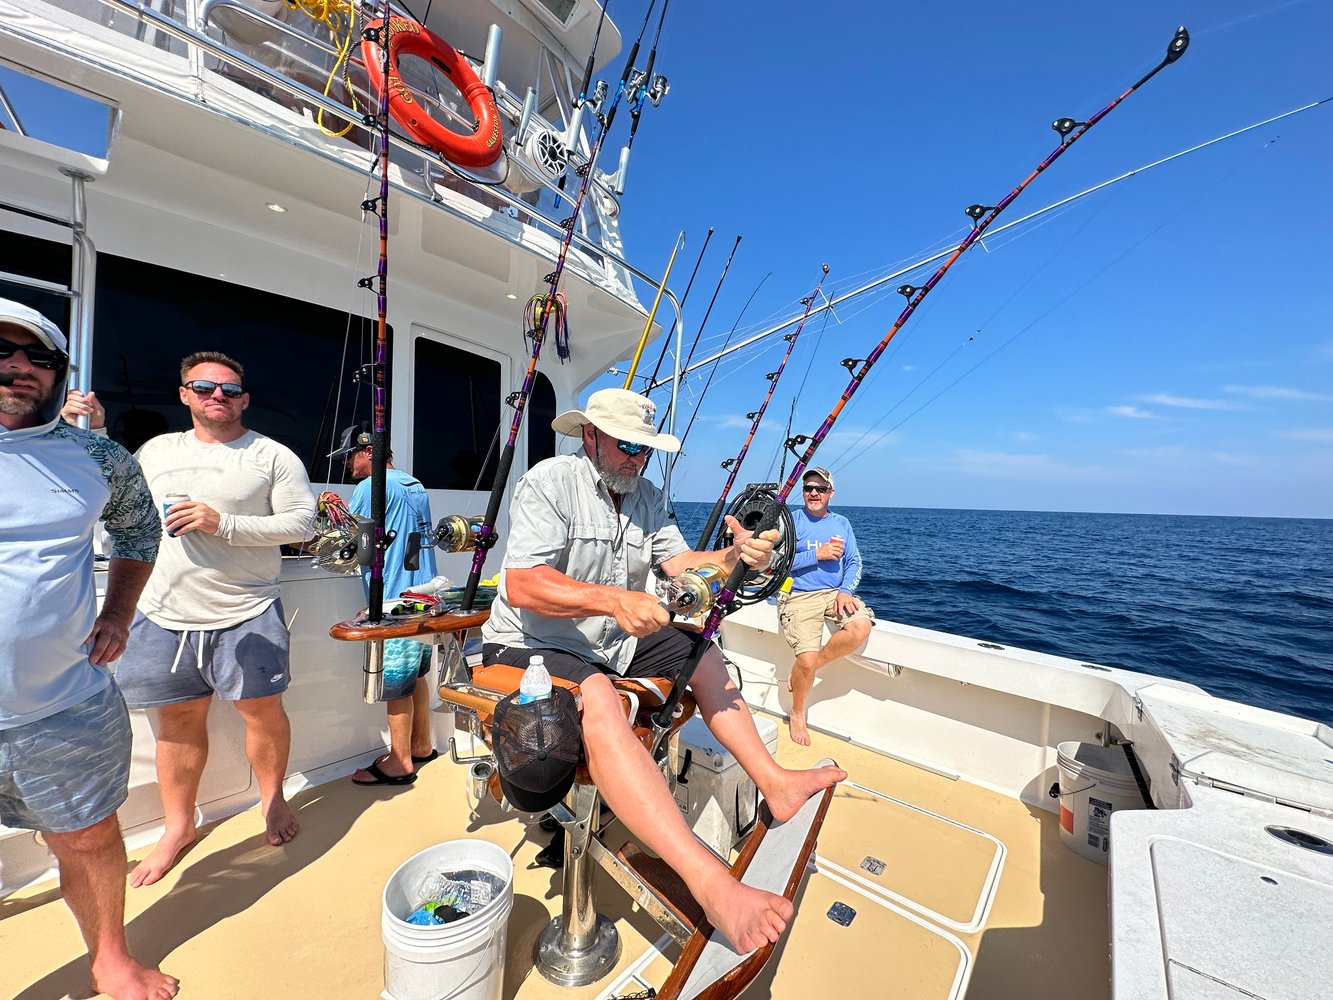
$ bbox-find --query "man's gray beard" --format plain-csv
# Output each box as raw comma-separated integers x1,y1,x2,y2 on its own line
0,385,49,417
591,451,641,495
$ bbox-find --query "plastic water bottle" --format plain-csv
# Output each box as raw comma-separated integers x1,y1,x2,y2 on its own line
518,655,551,704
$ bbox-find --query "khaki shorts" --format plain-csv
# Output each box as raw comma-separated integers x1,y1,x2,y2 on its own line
777,588,875,655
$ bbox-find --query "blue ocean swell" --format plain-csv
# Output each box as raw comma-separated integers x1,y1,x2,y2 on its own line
670,502,1332,723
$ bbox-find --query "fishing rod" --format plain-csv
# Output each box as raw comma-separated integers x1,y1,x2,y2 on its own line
451,0,662,612
353,0,395,625
643,227,713,390
648,24,1192,750
643,234,741,395
622,231,685,388
576,0,611,107
626,0,671,151
654,72,1333,392
694,264,829,548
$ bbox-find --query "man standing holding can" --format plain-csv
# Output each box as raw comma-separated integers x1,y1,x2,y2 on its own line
72,352,316,886
777,467,874,745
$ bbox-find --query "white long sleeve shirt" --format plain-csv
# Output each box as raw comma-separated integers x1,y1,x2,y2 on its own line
134,430,315,630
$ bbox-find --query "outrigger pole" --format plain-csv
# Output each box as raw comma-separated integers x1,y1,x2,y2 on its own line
622,231,686,388
643,227,714,390
694,264,829,548
651,25,1191,744
457,0,662,612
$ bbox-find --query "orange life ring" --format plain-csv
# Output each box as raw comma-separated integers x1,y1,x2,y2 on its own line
362,17,503,169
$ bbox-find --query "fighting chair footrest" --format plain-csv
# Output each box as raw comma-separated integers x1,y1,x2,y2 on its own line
655,759,839,1000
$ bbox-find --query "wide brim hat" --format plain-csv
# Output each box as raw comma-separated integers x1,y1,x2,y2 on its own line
803,466,835,490
327,422,373,458
551,388,681,454
492,687,583,813
0,297,67,354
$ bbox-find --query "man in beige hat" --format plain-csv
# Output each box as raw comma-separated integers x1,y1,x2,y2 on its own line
483,387,845,953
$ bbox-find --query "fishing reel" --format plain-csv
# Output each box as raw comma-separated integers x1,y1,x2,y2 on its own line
430,514,488,553
708,484,797,606
308,492,369,575
659,485,795,617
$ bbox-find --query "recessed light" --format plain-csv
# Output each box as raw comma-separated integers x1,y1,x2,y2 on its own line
266,202,287,213
505,293,518,299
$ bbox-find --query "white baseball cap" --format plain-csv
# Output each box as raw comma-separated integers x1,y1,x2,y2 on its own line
803,467,834,490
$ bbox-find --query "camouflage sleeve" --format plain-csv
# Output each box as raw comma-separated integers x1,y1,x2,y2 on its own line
63,426,161,563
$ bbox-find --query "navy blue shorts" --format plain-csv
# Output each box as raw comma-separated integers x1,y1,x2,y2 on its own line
482,625,710,685
0,682,131,833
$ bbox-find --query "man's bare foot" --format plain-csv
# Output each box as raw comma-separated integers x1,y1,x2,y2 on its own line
695,870,794,953
788,712,812,747
763,763,846,823
262,797,300,846
129,826,196,888
91,953,179,1000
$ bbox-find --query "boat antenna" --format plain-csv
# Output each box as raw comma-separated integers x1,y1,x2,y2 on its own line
454,0,663,612
647,25,1192,750
695,264,829,549
642,227,714,390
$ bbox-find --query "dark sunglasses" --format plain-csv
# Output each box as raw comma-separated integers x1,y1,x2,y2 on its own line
616,439,652,458
803,484,831,494
184,379,245,399
0,338,68,369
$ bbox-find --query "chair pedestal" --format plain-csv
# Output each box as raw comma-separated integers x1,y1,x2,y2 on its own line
535,784,622,986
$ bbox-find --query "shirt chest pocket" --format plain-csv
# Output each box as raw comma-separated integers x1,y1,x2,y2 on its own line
567,520,622,582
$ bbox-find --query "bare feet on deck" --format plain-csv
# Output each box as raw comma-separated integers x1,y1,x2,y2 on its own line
91,953,179,1000
763,763,845,823
129,825,196,888
263,797,300,846
787,712,812,747
696,869,795,953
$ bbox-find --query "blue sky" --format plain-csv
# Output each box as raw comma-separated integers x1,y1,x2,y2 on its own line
586,0,1333,518
3,2,1328,517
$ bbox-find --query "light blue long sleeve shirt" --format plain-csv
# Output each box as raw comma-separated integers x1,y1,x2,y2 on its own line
788,507,862,594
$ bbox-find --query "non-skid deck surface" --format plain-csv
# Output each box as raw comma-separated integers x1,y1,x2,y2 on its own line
1,718,1110,1000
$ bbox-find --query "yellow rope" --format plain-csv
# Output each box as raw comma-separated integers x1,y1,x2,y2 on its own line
284,0,360,137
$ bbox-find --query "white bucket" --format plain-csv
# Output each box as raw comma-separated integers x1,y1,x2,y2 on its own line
381,839,514,1000
1054,741,1146,865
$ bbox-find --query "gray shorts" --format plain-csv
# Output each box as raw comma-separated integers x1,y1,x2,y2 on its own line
0,681,132,833
113,601,292,708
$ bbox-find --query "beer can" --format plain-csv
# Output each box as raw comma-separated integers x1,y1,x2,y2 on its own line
163,493,190,537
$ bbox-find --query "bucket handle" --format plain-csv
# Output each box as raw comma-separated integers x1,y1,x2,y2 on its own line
1048,780,1097,799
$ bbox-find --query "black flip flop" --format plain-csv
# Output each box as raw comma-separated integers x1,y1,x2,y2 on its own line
353,761,417,786
411,749,440,767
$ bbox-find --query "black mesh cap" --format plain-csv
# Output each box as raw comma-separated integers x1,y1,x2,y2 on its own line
492,687,582,813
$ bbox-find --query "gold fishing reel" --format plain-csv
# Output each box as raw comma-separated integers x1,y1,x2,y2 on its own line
658,563,727,618
432,514,487,552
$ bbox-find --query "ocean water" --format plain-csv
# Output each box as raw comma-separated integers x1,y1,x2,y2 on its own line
671,503,1333,724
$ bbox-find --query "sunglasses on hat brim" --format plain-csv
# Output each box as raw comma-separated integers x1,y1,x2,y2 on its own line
0,338,68,370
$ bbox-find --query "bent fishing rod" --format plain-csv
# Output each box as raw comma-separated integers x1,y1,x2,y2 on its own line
694,263,829,549
648,24,1191,749
450,0,663,613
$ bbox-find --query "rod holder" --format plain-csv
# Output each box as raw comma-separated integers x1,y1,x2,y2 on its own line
362,640,385,705
614,145,630,195
563,103,586,154
517,87,535,144
482,24,502,90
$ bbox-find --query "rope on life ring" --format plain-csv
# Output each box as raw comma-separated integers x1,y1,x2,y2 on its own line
361,16,503,169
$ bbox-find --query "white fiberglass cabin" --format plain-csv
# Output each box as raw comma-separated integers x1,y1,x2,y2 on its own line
3,3,1332,999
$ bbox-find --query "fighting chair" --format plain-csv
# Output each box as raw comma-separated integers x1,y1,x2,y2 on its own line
331,611,835,999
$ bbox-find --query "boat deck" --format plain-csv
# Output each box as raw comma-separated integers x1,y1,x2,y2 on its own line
2,716,1109,1000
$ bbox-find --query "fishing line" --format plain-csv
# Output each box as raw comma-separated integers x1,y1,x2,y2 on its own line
831,141,1268,472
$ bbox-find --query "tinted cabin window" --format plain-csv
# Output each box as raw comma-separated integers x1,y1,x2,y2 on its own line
413,337,501,491
1,232,385,478
527,371,556,468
